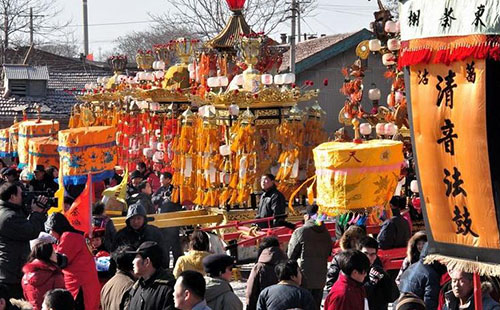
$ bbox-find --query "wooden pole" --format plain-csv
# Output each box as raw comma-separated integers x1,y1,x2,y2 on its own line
473,272,482,310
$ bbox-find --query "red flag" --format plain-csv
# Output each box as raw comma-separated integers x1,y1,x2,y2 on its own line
86,53,94,61
66,174,93,236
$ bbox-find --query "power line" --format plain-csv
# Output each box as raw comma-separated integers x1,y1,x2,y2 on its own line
65,20,155,28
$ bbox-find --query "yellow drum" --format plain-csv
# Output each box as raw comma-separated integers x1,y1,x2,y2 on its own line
8,122,22,158
28,136,59,171
18,120,59,168
0,128,12,157
313,140,404,216
58,126,117,185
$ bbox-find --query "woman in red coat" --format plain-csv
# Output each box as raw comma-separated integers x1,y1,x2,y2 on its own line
45,213,100,310
22,241,65,310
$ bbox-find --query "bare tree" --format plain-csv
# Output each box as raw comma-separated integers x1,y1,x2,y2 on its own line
153,0,317,40
36,34,80,58
113,24,193,64
0,0,70,52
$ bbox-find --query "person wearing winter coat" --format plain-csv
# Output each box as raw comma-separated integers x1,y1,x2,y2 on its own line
255,174,286,228
21,241,65,310
377,196,410,250
246,237,287,310
136,162,161,193
443,269,500,310
257,259,315,310
127,241,176,310
324,249,370,310
202,254,242,310
91,202,117,252
326,225,366,291
112,203,168,268
0,182,46,299
396,231,427,285
360,237,399,310
126,181,155,214
288,204,332,309
100,246,135,310
45,213,100,310
174,230,211,278
398,243,447,310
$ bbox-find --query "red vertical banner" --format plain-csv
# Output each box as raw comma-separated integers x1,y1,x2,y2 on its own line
65,174,93,235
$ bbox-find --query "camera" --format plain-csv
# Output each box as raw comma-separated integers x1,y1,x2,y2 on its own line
22,191,58,211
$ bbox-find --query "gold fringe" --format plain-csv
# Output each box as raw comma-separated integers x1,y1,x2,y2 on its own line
424,254,500,277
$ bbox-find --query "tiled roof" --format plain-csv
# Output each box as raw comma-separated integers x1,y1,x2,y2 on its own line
4,65,49,80
280,29,374,73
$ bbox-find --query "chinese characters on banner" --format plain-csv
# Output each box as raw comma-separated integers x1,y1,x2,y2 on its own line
409,58,500,249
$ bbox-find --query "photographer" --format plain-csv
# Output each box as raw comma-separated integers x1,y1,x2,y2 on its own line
0,182,47,299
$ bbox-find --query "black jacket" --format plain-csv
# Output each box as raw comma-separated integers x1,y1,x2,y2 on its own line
113,204,167,268
364,260,399,310
127,192,155,215
126,268,175,310
0,200,46,283
152,185,181,213
257,283,316,310
377,213,410,250
256,186,286,228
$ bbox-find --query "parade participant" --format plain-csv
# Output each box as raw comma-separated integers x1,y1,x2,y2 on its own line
112,203,167,268
127,180,155,214
87,228,112,287
152,172,183,268
395,293,426,310
246,237,287,310
127,241,176,310
257,259,315,310
41,289,75,310
326,225,366,290
288,204,332,309
100,246,135,310
91,202,116,252
45,213,100,310
360,237,398,310
396,231,427,285
256,174,286,228
136,162,160,193
399,243,446,310
174,230,211,278
0,182,46,299
377,196,410,250
202,254,242,310
443,269,500,310
21,242,64,310
174,270,211,310
324,249,370,310
126,170,143,200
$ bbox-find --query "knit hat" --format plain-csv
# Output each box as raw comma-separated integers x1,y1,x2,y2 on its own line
203,254,235,277
395,292,426,310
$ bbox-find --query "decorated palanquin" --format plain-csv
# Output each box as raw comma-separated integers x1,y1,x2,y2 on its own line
313,140,403,216
8,123,21,159
18,120,60,168
28,136,59,171
399,0,500,273
58,126,117,185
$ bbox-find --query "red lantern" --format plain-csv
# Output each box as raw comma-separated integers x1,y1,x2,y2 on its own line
226,0,246,10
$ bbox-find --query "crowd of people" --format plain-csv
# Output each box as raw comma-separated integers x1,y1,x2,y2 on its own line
0,159,498,310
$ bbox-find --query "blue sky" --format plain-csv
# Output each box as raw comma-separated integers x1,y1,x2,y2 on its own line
59,0,379,59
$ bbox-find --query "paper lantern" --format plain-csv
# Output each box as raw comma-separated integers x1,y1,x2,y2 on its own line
410,179,419,193
207,77,220,88
261,74,273,85
218,76,229,87
376,123,386,136
382,53,396,66
28,137,59,171
283,73,296,84
274,74,284,85
58,126,117,185
313,140,403,215
387,38,401,51
18,120,59,168
385,20,397,33
368,88,381,101
384,123,398,136
369,39,381,52
359,123,372,136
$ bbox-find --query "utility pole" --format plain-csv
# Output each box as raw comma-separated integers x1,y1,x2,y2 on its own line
297,1,301,42
83,0,89,57
290,0,297,73
29,8,33,46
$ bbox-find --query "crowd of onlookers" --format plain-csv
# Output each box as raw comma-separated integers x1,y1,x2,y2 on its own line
0,158,498,310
